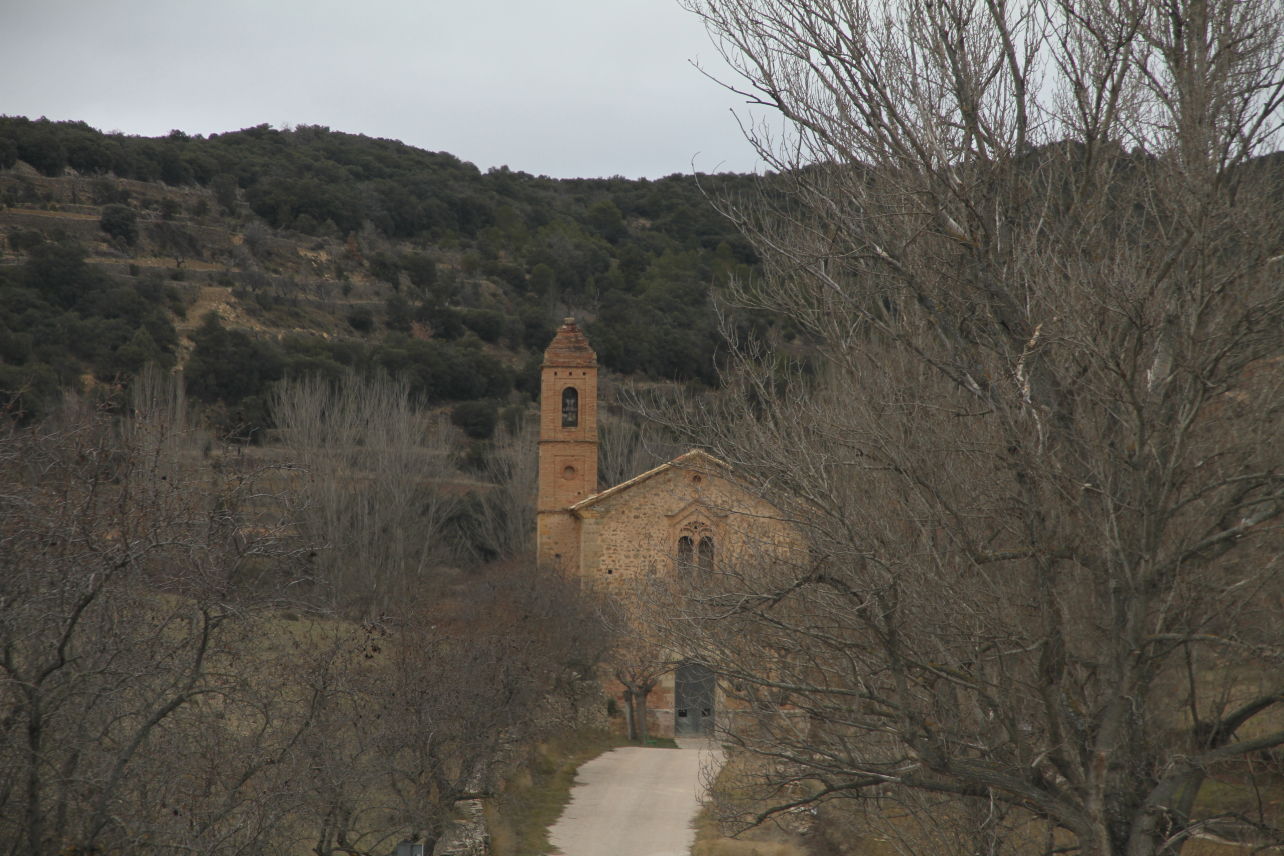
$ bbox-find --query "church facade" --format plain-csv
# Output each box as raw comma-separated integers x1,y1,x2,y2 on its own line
535,318,797,737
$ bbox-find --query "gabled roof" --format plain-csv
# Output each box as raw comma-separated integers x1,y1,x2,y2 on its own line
568,449,727,513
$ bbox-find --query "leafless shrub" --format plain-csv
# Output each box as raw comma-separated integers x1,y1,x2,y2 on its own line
272,372,462,617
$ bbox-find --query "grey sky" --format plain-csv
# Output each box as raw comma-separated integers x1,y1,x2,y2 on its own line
1,0,765,179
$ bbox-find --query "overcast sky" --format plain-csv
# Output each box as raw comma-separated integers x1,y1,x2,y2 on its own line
1,0,768,179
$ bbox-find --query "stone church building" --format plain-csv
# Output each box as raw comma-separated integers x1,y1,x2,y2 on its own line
535,318,796,737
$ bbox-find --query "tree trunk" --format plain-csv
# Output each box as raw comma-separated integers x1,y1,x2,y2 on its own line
634,687,651,745
24,697,44,856
622,687,636,741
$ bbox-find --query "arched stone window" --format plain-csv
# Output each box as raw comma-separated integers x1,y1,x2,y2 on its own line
698,535,715,573
561,386,579,427
677,535,694,566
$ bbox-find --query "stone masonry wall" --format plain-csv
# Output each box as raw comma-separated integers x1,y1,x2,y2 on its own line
577,463,794,585
576,461,800,738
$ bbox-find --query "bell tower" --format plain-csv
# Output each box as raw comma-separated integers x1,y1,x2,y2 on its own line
537,317,598,572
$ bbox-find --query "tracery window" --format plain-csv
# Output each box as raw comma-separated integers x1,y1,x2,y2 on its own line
698,535,715,573
561,386,579,427
677,527,715,575
677,535,694,566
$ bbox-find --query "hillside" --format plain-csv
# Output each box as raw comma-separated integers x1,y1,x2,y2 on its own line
0,116,767,432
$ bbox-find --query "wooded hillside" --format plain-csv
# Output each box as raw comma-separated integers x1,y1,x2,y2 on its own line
0,116,771,434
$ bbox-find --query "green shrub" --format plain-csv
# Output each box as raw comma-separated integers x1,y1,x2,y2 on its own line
451,400,498,439
401,252,437,290
385,294,413,332
8,230,45,254
460,308,505,343
184,313,282,409
100,204,138,245
347,306,374,333
368,252,401,286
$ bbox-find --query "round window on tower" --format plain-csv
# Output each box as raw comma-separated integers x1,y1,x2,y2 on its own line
562,465,577,480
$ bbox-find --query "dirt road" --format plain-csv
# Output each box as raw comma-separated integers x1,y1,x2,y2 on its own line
548,738,723,856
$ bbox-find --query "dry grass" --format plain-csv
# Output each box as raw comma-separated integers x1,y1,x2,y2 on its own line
691,807,811,856
701,745,1283,856
693,751,812,856
2,207,98,220
487,730,627,856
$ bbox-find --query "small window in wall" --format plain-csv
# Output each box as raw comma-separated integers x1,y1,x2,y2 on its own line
677,535,694,567
561,387,579,427
698,536,715,573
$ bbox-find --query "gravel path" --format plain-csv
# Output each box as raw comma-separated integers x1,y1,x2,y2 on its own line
548,739,723,856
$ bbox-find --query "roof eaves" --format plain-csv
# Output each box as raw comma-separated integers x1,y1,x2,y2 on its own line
568,449,729,513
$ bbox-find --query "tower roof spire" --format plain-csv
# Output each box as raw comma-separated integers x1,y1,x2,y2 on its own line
543,317,597,367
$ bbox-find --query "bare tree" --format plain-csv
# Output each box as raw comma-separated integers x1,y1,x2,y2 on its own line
663,0,1284,854
470,420,540,562
611,645,673,746
597,583,677,744
291,564,611,856
0,376,610,856
598,409,682,490
272,372,462,616
0,389,313,856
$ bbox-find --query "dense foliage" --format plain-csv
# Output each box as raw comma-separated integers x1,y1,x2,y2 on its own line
0,240,180,418
0,116,769,429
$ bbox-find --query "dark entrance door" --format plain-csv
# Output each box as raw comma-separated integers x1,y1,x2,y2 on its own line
674,661,715,736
